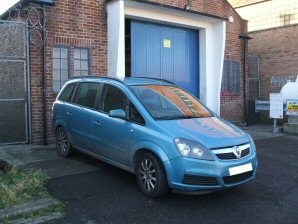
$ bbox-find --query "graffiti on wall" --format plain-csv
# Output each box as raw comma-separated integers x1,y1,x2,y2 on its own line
270,75,296,87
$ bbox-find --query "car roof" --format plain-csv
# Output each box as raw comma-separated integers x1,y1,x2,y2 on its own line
67,76,175,86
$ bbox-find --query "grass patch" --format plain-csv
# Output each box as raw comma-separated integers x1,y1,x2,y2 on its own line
0,165,50,209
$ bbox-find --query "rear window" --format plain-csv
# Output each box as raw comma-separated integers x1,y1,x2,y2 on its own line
58,83,76,102
74,82,99,109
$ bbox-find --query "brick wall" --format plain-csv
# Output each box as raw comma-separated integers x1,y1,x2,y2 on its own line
28,0,247,144
249,25,298,101
222,14,248,122
29,0,107,144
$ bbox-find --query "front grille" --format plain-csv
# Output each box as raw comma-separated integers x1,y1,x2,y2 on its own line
183,175,218,186
241,148,250,157
212,144,251,160
223,171,254,184
216,152,237,160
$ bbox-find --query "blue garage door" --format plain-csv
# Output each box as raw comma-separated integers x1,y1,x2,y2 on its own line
131,21,199,97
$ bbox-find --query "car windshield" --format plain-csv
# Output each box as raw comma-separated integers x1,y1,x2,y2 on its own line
130,85,213,120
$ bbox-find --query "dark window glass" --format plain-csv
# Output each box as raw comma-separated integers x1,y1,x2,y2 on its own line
130,103,145,125
222,60,241,93
248,54,260,100
75,82,99,108
59,83,76,102
101,85,128,113
248,54,259,79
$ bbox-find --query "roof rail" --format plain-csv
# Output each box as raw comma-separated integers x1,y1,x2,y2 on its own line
69,76,124,83
133,77,176,85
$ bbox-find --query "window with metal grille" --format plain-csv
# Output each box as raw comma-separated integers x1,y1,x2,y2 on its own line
249,54,259,78
52,46,70,92
222,60,241,93
248,54,260,100
74,48,90,77
280,13,295,26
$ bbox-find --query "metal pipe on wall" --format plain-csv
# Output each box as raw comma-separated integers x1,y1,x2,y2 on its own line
239,33,252,126
26,25,32,144
42,3,48,145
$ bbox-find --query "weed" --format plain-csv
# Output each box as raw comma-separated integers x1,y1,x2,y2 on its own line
0,165,49,209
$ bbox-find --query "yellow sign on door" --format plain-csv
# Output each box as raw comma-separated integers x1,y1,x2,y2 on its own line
163,39,171,48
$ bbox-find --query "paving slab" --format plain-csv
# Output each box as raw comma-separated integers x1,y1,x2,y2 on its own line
24,151,103,178
0,144,60,167
14,212,63,224
0,198,60,220
239,124,286,140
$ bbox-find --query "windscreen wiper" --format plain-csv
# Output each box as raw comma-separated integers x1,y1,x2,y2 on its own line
156,115,194,120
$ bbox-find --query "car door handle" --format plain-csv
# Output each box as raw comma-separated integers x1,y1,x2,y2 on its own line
66,112,72,116
93,120,101,126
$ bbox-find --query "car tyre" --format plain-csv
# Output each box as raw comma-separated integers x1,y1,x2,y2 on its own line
136,153,169,198
56,127,72,157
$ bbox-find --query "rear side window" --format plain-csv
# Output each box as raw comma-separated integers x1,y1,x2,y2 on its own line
58,83,76,102
74,82,99,109
101,84,128,113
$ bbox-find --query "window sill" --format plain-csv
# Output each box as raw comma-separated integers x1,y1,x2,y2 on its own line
221,91,241,97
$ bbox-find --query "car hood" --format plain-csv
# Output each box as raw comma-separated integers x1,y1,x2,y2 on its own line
157,117,249,149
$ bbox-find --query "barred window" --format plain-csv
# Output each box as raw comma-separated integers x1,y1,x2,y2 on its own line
248,54,260,100
222,60,241,93
52,46,69,92
249,54,259,79
280,13,295,26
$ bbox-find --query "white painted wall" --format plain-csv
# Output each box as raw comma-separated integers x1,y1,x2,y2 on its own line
107,0,125,78
204,21,226,115
107,0,226,115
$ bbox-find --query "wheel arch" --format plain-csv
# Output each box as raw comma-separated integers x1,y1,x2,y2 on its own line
130,141,170,175
53,120,66,133
131,142,168,165
133,147,171,197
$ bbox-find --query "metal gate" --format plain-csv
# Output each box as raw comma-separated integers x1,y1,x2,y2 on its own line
0,20,29,145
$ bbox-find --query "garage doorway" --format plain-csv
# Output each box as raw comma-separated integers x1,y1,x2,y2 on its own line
128,20,199,97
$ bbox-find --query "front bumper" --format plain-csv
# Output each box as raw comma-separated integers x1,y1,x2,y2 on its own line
164,153,258,192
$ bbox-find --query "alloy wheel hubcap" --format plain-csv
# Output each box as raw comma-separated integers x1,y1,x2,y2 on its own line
58,131,68,153
139,159,157,192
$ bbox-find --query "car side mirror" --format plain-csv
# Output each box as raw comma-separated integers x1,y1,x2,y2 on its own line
109,109,126,119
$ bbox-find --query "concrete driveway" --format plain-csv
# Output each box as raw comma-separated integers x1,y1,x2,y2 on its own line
39,135,298,224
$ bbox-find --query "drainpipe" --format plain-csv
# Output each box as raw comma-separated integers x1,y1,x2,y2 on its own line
239,33,252,126
42,3,48,145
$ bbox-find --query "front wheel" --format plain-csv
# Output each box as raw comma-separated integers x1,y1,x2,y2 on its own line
136,153,169,198
56,127,72,157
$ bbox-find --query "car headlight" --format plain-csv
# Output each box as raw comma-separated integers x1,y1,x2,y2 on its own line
174,138,214,161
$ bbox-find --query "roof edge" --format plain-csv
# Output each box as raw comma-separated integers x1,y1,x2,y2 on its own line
107,0,228,21
0,0,55,20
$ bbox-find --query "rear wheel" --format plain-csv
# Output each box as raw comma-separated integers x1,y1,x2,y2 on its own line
56,127,72,157
136,153,169,198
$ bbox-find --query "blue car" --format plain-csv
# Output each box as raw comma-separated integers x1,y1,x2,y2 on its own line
52,77,258,198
